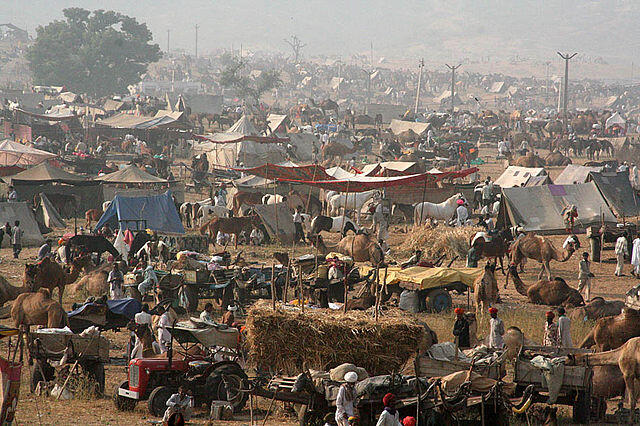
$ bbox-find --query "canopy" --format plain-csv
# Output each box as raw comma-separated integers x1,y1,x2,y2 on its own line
605,112,626,129
360,266,481,290
494,166,547,188
588,170,640,217
94,190,184,234
498,182,616,233
95,165,167,184
172,323,239,349
8,161,89,185
554,164,603,185
0,139,57,167
267,114,288,134
278,169,477,193
13,107,77,122
389,119,430,136
96,112,181,129
236,163,332,181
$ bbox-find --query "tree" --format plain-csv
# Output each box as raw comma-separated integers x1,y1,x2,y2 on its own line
284,35,305,63
27,8,161,96
220,55,281,105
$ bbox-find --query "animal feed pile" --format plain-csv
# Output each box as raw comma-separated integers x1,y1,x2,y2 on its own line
397,225,481,259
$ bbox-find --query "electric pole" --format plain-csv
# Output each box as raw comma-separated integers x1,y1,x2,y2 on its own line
557,52,577,129
414,58,424,114
166,30,170,54
445,63,462,118
195,24,199,58
545,61,550,106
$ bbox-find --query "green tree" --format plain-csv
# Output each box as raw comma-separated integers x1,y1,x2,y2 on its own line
220,55,281,104
27,8,161,96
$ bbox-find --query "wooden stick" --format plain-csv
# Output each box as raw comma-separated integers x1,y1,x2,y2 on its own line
283,259,290,304
299,264,304,313
271,263,276,310
249,393,254,425
262,392,278,426
374,266,381,322
343,264,349,313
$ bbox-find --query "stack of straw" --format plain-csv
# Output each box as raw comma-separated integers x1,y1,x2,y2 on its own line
245,301,434,375
397,225,481,259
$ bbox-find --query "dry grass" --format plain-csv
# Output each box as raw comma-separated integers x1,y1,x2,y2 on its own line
245,301,433,375
396,224,482,259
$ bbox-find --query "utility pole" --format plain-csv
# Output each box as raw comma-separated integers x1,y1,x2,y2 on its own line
414,58,424,114
166,30,170,54
557,52,577,129
445,63,462,118
195,24,199,58
545,61,550,106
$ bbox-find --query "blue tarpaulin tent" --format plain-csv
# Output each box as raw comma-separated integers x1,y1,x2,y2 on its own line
94,190,184,234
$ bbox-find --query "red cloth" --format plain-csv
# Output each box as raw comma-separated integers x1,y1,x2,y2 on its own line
123,229,134,247
382,393,396,407
402,417,416,426
488,307,498,314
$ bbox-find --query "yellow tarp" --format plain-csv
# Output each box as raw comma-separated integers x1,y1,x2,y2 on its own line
360,266,482,290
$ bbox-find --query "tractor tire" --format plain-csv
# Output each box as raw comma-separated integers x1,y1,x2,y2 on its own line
113,380,137,412
148,385,175,417
424,288,452,313
206,364,249,413
84,361,105,395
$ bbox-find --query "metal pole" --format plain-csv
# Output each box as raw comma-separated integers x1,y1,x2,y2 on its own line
167,29,170,54
557,52,577,130
414,59,424,114
445,63,462,118
195,24,199,58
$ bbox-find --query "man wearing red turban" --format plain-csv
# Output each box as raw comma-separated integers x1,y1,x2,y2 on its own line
488,307,504,349
453,308,470,349
376,393,400,425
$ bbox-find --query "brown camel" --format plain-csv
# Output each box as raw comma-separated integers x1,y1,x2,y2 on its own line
69,263,112,296
199,215,261,249
506,264,584,307
310,234,384,265
0,274,29,306
24,256,90,304
567,337,640,423
231,192,263,216
509,233,579,280
11,288,68,328
471,229,513,274
569,297,624,323
544,150,572,166
85,209,103,228
474,262,499,317
579,307,640,351
511,152,545,167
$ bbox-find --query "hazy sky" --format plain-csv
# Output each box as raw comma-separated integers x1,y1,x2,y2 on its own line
3,0,640,64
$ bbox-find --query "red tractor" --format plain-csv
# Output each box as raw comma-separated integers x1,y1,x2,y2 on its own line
113,323,248,417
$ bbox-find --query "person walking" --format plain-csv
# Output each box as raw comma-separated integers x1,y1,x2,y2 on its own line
452,308,470,349
455,199,468,227
557,307,573,348
335,372,358,426
11,220,22,259
577,252,592,302
543,311,560,347
481,177,493,208
615,232,629,276
376,393,401,426
488,307,505,349
107,263,124,300
632,233,640,277
293,207,306,244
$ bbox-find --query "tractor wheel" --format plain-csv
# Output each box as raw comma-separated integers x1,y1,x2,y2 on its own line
113,380,137,411
148,385,175,417
424,289,452,312
206,364,249,412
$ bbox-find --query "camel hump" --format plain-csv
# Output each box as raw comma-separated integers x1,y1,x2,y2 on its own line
37,288,52,297
553,277,566,284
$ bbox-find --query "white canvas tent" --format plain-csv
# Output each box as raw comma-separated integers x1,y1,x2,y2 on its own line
389,119,430,136
35,193,66,229
0,202,44,246
554,164,603,185
0,139,57,167
494,166,546,188
605,112,626,129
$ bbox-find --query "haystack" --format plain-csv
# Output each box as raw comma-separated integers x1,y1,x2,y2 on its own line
397,225,481,258
245,301,435,375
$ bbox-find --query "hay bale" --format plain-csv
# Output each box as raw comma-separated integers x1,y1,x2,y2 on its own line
396,225,481,259
245,301,435,375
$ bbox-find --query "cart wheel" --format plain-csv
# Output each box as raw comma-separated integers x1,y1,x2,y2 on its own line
113,380,137,411
84,361,105,395
298,404,325,426
425,289,452,312
148,385,175,417
30,361,55,393
179,285,199,313
573,391,590,424
206,364,249,413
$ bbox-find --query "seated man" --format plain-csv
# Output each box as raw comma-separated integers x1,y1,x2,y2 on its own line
163,386,193,424
200,302,214,323
136,260,158,296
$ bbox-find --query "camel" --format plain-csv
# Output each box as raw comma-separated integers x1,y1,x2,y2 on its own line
24,256,90,304
310,234,384,265
69,263,112,296
544,150,572,166
231,191,263,216
567,337,640,423
0,274,29,306
509,233,579,280
511,152,545,168
506,265,584,307
11,288,68,329
474,262,499,317
569,297,624,323
579,307,640,351
471,229,514,273
85,209,103,228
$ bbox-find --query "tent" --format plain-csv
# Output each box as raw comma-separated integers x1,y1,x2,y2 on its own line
95,165,167,184
498,183,616,233
587,170,640,217
0,140,57,167
34,193,65,229
94,191,184,234
250,203,295,244
554,164,603,185
494,166,547,188
0,202,43,246
523,175,552,187
389,119,430,136
605,112,626,129
8,161,90,185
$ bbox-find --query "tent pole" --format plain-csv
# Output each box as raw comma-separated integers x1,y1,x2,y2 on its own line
419,174,428,227
305,166,317,214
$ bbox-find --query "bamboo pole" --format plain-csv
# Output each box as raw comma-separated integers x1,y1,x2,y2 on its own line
271,263,276,310
283,259,290,304
299,264,304,313
374,266,381,322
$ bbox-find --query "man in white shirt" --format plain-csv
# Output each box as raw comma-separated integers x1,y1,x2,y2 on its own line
163,386,193,423
293,207,305,243
632,233,640,276
557,307,573,347
7,186,17,202
157,307,172,353
455,200,468,227
615,232,629,276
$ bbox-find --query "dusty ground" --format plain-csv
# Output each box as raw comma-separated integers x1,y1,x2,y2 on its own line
1,146,635,424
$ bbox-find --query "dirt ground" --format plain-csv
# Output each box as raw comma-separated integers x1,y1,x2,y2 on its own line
1,146,635,424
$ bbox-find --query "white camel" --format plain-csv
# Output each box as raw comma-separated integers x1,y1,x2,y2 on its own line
198,204,230,225
262,194,286,205
327,190,379,223
413,193,464,226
